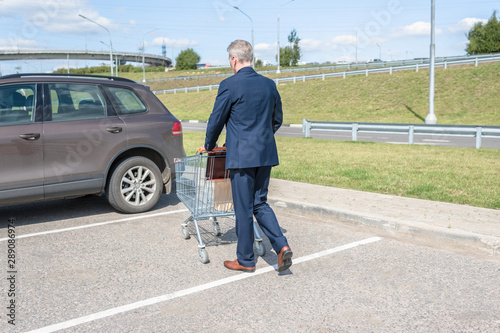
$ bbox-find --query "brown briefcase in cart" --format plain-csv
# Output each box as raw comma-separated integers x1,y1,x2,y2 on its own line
205,147,232,211
206,147,228,180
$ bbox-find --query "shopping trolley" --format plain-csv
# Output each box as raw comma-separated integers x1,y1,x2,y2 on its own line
174,147,266,263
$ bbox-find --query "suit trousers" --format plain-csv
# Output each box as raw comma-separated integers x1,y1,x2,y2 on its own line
229,166,289,267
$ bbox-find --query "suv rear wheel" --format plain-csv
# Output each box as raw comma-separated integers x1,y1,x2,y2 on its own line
106,156,163,213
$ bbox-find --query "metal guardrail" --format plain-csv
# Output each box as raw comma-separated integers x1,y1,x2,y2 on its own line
273,55,500,85
152,54,500,95
156,84,221,94
302,119,500,149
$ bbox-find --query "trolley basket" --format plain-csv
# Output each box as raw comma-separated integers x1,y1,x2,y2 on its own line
174,147,266,263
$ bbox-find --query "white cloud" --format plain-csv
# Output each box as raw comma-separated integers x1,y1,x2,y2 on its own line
254,43,276,52
0,38,41,50
300,38,330,51
332,35,358,46
0,0,121,36
300,35,377,53
298,36,347,53
253,43,275,60
152,37,198,50
448,17,488,33
0,0,41,13
393,21,443,37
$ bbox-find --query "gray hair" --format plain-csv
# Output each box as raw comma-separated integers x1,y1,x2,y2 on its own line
227,40,253,63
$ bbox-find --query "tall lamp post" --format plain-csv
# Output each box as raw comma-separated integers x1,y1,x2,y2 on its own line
426,0,437,124
142,29,158,83
277,0,295,74
233,6,254,69
100,41,119,76
79,14,114,76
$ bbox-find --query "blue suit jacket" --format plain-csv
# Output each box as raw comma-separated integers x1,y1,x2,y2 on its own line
205,67,283,169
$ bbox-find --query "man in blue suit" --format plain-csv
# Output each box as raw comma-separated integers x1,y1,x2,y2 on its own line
205,40,292,273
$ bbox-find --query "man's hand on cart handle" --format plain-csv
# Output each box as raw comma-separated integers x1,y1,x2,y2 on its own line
198,144,226,154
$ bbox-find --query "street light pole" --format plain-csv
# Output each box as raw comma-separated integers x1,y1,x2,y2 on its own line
142,29,158,83
355,30,358,63
79,14,113,76
376,43,381,60
277,0,295,74
100,41,118,76
233,6,254,69
277,14,280,73
426,0,437,124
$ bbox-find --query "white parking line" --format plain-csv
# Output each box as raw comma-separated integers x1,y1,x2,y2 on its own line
26,236,382,333
0,209,189,242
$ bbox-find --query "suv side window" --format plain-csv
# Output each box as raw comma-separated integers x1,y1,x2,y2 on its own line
49,83,107,121
0,84,35,125
104,86,147,115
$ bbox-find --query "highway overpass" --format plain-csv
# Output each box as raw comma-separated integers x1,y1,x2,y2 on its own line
0,49,172,67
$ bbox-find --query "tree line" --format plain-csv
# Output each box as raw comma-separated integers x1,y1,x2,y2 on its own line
466,11,500,55
175,29,302,70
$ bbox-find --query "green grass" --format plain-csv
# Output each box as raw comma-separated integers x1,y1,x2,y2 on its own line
170,63,500,209
159,62,500,126
182,131,500,209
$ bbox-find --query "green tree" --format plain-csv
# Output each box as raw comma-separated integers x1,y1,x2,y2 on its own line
466,11,500,54
175,48,201,70
279,29,301,67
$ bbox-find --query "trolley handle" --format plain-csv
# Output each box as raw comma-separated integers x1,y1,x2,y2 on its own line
197,145,226,155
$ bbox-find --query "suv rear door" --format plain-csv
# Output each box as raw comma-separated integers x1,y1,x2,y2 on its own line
42,82,128,199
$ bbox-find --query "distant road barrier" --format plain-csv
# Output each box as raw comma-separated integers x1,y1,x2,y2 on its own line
302,119,500,149
152,53,500,95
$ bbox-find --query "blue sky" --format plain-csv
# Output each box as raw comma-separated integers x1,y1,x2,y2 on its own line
0,0,498,73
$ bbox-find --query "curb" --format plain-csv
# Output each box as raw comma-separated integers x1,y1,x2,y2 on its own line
268,197,500,256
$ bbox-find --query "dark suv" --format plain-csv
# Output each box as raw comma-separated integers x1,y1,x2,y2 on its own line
0,73,185,213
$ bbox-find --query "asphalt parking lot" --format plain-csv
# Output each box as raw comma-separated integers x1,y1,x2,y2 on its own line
1,193,499,332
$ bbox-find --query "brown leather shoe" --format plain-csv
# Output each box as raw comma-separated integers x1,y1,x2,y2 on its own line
223,259,255,272
277,246,293,272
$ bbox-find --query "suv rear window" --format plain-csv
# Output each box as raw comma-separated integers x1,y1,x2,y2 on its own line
49,83,107,121
0,84,35,125
104,86,147,115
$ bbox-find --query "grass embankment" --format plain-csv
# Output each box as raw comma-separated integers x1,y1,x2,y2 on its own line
182,132,500,210
158,62,500,125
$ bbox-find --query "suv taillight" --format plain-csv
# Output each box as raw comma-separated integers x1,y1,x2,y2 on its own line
172,121,182,136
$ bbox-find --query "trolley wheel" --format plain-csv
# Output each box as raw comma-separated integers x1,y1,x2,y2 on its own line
254,241,266,256
198,248,209,264
212,222,221,236
181,225,190,239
